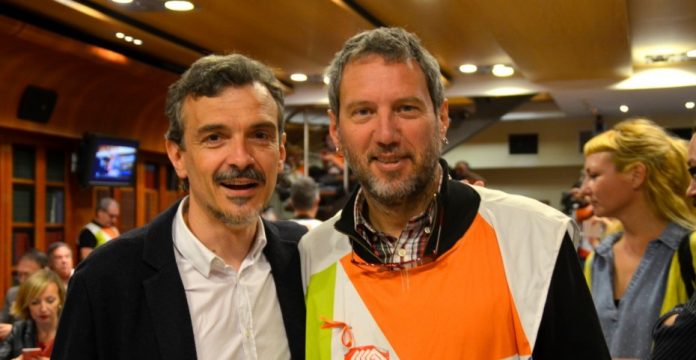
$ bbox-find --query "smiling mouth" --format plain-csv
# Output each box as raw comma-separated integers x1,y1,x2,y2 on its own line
220,181,258,191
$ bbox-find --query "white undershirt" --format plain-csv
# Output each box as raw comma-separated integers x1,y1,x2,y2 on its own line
171,198,290,360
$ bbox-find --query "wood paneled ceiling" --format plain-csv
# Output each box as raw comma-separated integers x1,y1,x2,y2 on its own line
3,0,696,119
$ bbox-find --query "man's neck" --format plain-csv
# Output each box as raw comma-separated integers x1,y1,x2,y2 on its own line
184,199,258,270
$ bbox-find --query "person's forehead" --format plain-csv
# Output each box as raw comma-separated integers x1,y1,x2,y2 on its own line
17,259,40,270
53,247,70,256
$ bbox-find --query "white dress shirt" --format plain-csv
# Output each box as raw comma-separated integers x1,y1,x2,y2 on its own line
172,199,290,360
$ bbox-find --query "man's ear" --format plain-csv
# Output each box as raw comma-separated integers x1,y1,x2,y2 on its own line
165,139,188,180
278,132,287,172
328,109,341,151
438,98,450,140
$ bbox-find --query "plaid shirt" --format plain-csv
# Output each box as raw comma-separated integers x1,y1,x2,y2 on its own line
353,174,442,264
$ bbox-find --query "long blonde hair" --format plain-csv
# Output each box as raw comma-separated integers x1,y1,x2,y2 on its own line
583,118,696,230
10,269,66,320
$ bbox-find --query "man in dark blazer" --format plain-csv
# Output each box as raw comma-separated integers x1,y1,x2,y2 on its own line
53,54,306,359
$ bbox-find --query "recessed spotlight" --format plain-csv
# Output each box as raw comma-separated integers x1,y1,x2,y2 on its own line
619,105,629,113
492,64,514,77
687,50,696,58
290,73,308,82
124,36,133,42
115,32,125,39
458,64,477,74
133,39,143,46
112,0,133,3
686,101,695,109
164,0,195,11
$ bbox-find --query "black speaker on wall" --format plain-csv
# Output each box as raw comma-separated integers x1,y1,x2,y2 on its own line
509,134,538,154
17,85,58,123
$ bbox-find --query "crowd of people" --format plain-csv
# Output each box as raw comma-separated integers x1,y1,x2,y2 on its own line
2,26,696,359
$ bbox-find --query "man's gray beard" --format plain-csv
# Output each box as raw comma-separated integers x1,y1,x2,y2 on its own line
206,198,259,227
343,139,441,207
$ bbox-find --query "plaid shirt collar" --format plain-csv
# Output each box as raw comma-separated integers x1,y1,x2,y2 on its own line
353,170,443,263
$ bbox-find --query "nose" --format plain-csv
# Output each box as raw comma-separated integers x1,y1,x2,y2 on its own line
374,111,400,147
226,136,255,169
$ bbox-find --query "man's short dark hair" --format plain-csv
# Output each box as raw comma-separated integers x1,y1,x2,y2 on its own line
290,176,320,211
164,54,285,149
326,27,444,123
20,248,48,268
47,241,71,258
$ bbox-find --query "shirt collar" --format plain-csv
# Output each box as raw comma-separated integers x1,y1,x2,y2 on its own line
353,166,443,237
172,197,267,277
595,222,689,256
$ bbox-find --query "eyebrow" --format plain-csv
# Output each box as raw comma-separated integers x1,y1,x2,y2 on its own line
195,124,227,136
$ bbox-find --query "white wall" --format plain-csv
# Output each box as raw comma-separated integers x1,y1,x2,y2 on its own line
443,115,696,210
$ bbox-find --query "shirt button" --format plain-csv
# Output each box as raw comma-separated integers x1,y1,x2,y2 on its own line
398,248,407,257
424,227,431,234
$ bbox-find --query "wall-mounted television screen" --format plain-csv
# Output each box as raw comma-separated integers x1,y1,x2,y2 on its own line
80,134,139,187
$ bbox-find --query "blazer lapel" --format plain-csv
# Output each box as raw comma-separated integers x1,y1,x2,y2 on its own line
141,202,197,360
263,221,306,359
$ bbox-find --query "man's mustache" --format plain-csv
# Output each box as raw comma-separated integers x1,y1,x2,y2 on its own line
214,167,266,184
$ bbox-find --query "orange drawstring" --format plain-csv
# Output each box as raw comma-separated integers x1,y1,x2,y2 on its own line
320,317,354,348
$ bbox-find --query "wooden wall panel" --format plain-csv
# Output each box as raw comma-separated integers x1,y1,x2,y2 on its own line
0,15,177,153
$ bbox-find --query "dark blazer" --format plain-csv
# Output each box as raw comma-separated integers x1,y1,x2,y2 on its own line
52,201,307,360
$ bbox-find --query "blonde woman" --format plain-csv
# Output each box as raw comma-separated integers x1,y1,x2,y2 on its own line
582,118,696,359
0,270,66,360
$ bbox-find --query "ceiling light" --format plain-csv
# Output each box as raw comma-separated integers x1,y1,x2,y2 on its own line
491,64,514,77
133,39,143,46
686,101,695,109
115,32,125,39
619,105,629,113
613,68,696,90
458,64,477,74
112,0,133,3
323,76,330,85
124,36,133,42
290,73,308,82
164,1,195,11
687,50,696,58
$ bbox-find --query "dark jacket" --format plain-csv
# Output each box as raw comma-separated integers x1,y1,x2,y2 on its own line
0,319,37,360
52,201,307,360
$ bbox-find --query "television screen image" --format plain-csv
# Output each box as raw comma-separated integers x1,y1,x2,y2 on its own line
92,145,136,181
80,134,139,187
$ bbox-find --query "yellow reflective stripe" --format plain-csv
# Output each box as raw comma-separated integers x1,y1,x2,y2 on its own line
306,263,337,360
661,251,688,315
584,251,595,291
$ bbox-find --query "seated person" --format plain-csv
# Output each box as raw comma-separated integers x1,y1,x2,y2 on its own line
0,249,48,341
0,269,66,360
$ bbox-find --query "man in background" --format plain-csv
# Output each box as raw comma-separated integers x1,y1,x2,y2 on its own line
77,197,120,260
289,176,322,230
47,242,74,288
0,249,48,340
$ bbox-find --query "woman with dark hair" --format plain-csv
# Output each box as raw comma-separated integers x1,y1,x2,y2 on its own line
0,269,66,360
